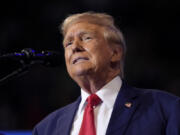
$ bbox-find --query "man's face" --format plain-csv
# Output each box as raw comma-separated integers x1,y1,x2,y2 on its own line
63,22,114,80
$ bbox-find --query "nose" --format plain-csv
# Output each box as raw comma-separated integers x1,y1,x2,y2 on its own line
72,38,84,53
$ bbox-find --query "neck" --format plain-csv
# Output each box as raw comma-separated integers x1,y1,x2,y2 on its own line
73,70,120,94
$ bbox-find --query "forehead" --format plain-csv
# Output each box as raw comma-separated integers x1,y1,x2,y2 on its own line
64,22,104,39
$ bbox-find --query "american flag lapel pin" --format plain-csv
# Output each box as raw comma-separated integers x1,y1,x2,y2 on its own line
125,102,132,108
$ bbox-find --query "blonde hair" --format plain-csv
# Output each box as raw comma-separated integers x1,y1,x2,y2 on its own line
60,12,126,78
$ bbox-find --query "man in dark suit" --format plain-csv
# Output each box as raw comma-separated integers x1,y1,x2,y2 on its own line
33,12,180,135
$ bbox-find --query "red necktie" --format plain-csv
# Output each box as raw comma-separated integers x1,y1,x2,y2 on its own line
79,94,101,135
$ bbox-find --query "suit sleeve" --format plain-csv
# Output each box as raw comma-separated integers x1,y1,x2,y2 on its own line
166,98,180,134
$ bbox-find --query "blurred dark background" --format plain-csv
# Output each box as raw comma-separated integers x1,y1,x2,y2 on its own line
0,0,180,130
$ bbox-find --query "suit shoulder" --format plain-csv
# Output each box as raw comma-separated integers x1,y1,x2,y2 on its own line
33,97,80,134
136,87,180,102
134,87,180,117
38,102,74,124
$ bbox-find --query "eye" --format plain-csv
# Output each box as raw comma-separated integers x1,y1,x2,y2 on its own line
85,36,91,40
82,35,92,41
65,41,73,47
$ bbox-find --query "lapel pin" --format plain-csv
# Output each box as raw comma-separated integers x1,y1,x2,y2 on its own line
125,102,132,108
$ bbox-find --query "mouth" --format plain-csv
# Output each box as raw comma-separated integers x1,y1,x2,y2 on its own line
72,57,89,64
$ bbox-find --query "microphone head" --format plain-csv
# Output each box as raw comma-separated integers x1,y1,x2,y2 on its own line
0,48,63,67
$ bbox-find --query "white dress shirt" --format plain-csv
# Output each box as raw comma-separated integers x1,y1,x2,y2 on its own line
70,76,122,135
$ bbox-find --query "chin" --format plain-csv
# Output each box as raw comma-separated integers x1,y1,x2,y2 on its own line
71,67,93,77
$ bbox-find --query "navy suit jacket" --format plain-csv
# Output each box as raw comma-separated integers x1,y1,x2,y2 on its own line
33,82,180,135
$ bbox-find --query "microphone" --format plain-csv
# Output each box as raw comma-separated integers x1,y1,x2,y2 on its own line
0,48,62,67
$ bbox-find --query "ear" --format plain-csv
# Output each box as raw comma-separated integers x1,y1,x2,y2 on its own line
111,45,123,62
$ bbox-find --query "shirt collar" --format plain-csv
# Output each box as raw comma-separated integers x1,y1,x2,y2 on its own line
79,76,122,113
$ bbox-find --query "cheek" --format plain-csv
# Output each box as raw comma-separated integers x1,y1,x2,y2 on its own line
64,50,71,63
94,48,112,64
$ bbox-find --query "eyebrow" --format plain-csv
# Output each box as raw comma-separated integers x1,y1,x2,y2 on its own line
64,31,94,43
76,30,94,37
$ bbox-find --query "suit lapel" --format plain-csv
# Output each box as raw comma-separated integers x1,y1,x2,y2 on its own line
106,82,141,135
56,97,81,135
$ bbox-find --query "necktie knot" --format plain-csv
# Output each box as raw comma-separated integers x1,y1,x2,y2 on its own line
87,94,101,107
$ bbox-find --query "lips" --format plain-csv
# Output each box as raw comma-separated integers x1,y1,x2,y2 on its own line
72,57,89,64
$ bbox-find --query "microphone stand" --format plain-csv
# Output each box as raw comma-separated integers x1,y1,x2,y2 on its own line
0,65,31,86
0,58,34,86
0,48,61,85
0,48,41,85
